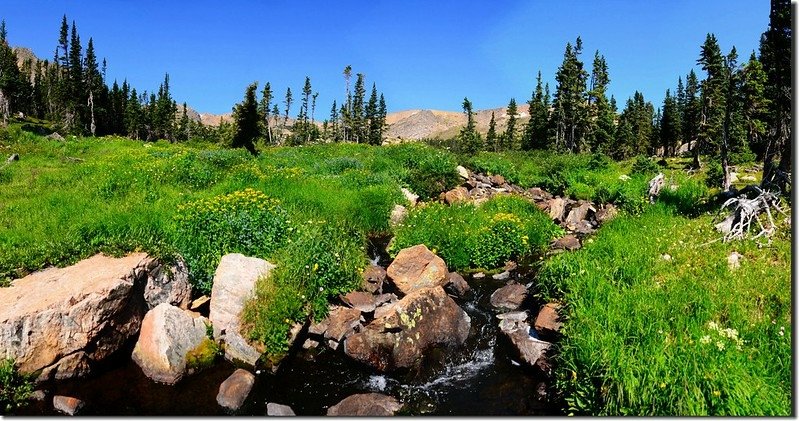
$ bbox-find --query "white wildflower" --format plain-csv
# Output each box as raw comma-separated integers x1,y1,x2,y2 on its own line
700,335,711,344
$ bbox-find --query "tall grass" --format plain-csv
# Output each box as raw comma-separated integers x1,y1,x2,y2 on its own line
537,203,791,415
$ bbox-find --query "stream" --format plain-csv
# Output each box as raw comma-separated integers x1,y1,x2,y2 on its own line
15,239,561,416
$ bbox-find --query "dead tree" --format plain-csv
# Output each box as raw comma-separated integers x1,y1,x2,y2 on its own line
648,173,665,203
714,185,788,243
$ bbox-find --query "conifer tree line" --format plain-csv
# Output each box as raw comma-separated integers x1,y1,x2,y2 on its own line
230,66,388,154
456,0,790,191
0,16,202,141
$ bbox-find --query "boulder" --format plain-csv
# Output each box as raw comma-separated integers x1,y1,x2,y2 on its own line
443,186,469,205
327,393,402,416
341,291,378,313
216,368,255,411
29,390,47,402
455,165,470,179
490,283,527,311
267,402,296,416
534,303,563,338
492,271,511,281
361,265,386,294
308,305,362,343
143,258,192,310
0,253,155,380
344,286,470,371
210,254,276,367
547,197,566,222
53,395,85,415
190,295,211,312
389,204,408,227
131,303,210,385
564,201,595,230
444,272,470,298
527,187,552,202
595,204,618,225
401,188,419,206
552,235,581,251
488,174,506,186
386,245,448,295
570,220,597,235
46,132,65,141
498,317,552,374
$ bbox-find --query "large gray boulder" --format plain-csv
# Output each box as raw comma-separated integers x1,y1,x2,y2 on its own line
209,254,275,367
344,286,470,371
0,253,157,381
131,303,210,384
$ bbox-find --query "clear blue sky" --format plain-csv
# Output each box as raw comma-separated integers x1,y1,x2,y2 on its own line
3,1,768,115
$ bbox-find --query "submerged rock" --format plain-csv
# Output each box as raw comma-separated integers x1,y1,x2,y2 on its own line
444,272,470,298
53,395,85,416
216,369,255,411
210,254,275,367
132,303,210,385
327,393,402,416
344,286,470,371
490,283,527,311
267,402,296,416
498,316,552,374
0,253,155,380
386,245,448,295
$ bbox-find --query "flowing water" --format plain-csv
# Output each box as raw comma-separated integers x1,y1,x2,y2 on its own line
16,239,561,416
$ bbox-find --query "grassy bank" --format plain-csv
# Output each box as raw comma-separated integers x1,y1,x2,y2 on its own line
537,202,791,415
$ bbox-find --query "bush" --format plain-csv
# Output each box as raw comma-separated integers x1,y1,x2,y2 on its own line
705,160,724,188
405,151,459,200
173,188,290,294
630,155,660,177
391,195,561,271
242,222,365,358
1,358,32,414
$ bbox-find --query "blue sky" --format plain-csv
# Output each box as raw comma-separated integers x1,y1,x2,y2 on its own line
3,1,768,115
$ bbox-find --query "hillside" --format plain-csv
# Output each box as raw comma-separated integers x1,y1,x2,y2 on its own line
385,103,531,141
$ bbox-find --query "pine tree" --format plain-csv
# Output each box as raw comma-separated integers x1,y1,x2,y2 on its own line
378,93,387,143
682,70,702,156
741,52,770,160
458,97,482,153
232,82,260,155
760,0,791,190
503,98,518,150
552,37,589,153
587,51,615,153
343,65,352,142
259,82,274,144
487,111,498,151
659,89,682,156
352,73,366,142
523,72,551,150
178,102,190,141
84,37,102,135
366,83,380,145
283,86,292,131
696,33,726,169
66,21,83,130
329,99,339,142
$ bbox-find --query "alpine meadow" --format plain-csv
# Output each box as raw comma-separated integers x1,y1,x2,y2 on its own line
0,1,792,416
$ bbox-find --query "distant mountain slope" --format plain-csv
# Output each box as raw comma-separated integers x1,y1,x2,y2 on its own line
385,103,530,141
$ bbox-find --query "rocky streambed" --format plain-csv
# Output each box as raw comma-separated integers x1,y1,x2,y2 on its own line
6,171,613,416
14,248,559,416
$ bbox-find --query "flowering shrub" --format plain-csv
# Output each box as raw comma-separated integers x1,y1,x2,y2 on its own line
242,221,364,357
391,196,561,271
174,188,290,293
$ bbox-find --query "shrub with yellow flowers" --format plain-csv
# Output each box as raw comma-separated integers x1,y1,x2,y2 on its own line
174,188,289,293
